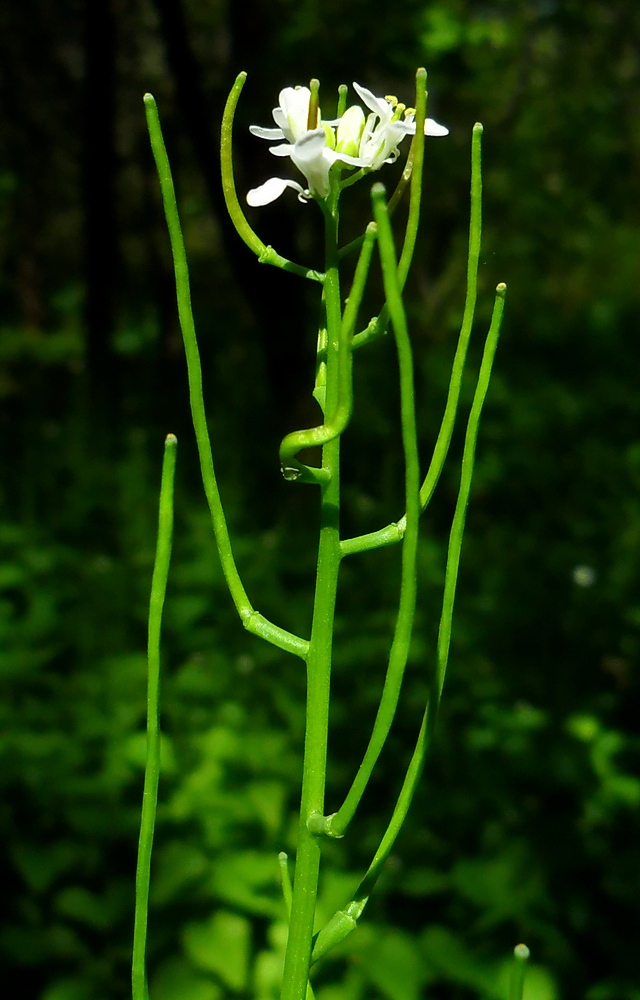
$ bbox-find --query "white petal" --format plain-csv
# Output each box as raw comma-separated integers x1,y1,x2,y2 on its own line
269,143,295,157
403,115,450,138
292,129,327,163
279,86,311,109
425,117,449,136
246,176,305,207
272,108,290,137
324,147,368,168
360,120,409,169
359,112,377,152
290,129,332,197
353,82,392,122
279,87,313,139
249,125,286,140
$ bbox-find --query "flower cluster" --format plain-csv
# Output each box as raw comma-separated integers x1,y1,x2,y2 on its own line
247,83,449,207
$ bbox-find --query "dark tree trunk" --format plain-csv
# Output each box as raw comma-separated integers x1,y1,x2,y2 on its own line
151,0,312,434
83,0,118,414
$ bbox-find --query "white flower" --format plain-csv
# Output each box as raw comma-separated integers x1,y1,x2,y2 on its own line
247,81,449,207
352,82,449,170
248,86,367,204
247,125,366,205
249,86,318,144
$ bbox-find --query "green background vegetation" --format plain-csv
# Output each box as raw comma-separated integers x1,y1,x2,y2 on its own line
1,1,640,998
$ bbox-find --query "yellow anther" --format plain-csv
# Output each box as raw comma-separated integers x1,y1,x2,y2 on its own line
384,95,398,107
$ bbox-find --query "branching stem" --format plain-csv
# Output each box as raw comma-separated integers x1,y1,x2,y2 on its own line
144,76,503,1000
279,186,344,1000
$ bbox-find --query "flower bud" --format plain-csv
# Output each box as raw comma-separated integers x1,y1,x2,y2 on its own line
336,106,365,156
323,123,336,150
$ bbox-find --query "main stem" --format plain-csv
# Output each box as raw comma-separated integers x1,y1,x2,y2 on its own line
279,192,343,1000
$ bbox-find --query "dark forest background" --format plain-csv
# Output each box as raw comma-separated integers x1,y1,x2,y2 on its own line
1,1,640,998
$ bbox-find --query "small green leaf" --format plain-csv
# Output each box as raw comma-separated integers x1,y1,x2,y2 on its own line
183,910,250,991
210,850,282,918
152,956,221,1000
40,978,90,1000
511,964,557,1000
151,841,209,905
54,886,113,930
359,927,428,1000
421,925,496,994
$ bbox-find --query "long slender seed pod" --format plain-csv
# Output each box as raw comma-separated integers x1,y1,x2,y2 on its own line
144,93,308,661
220,74,324,282
509,944,531,1000
330,184,421,837
132,433,177,1000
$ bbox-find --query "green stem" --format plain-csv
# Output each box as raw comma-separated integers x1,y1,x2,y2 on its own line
341,64,425,270
279,852,316,999
342,122,485,555
348,67,428,347
144,93,308,662
279,191,344,1000
279,221,377,475
340,520,404,557
318,282,506,944
435,284,505,702
509,944,530,1000
310,703,429,964
329,185,421,837
338,143,413,262
355,704,428,903
397,67,428,286
132,433,177,1000
415,120,484,511
278,852,293,916
221,73,324,283
365,284,505,883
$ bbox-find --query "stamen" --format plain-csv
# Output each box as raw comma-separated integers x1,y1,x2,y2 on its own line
337,84,348,118
307,78,320,130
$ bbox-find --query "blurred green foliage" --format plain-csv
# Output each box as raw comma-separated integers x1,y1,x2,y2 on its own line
1,0,640,998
